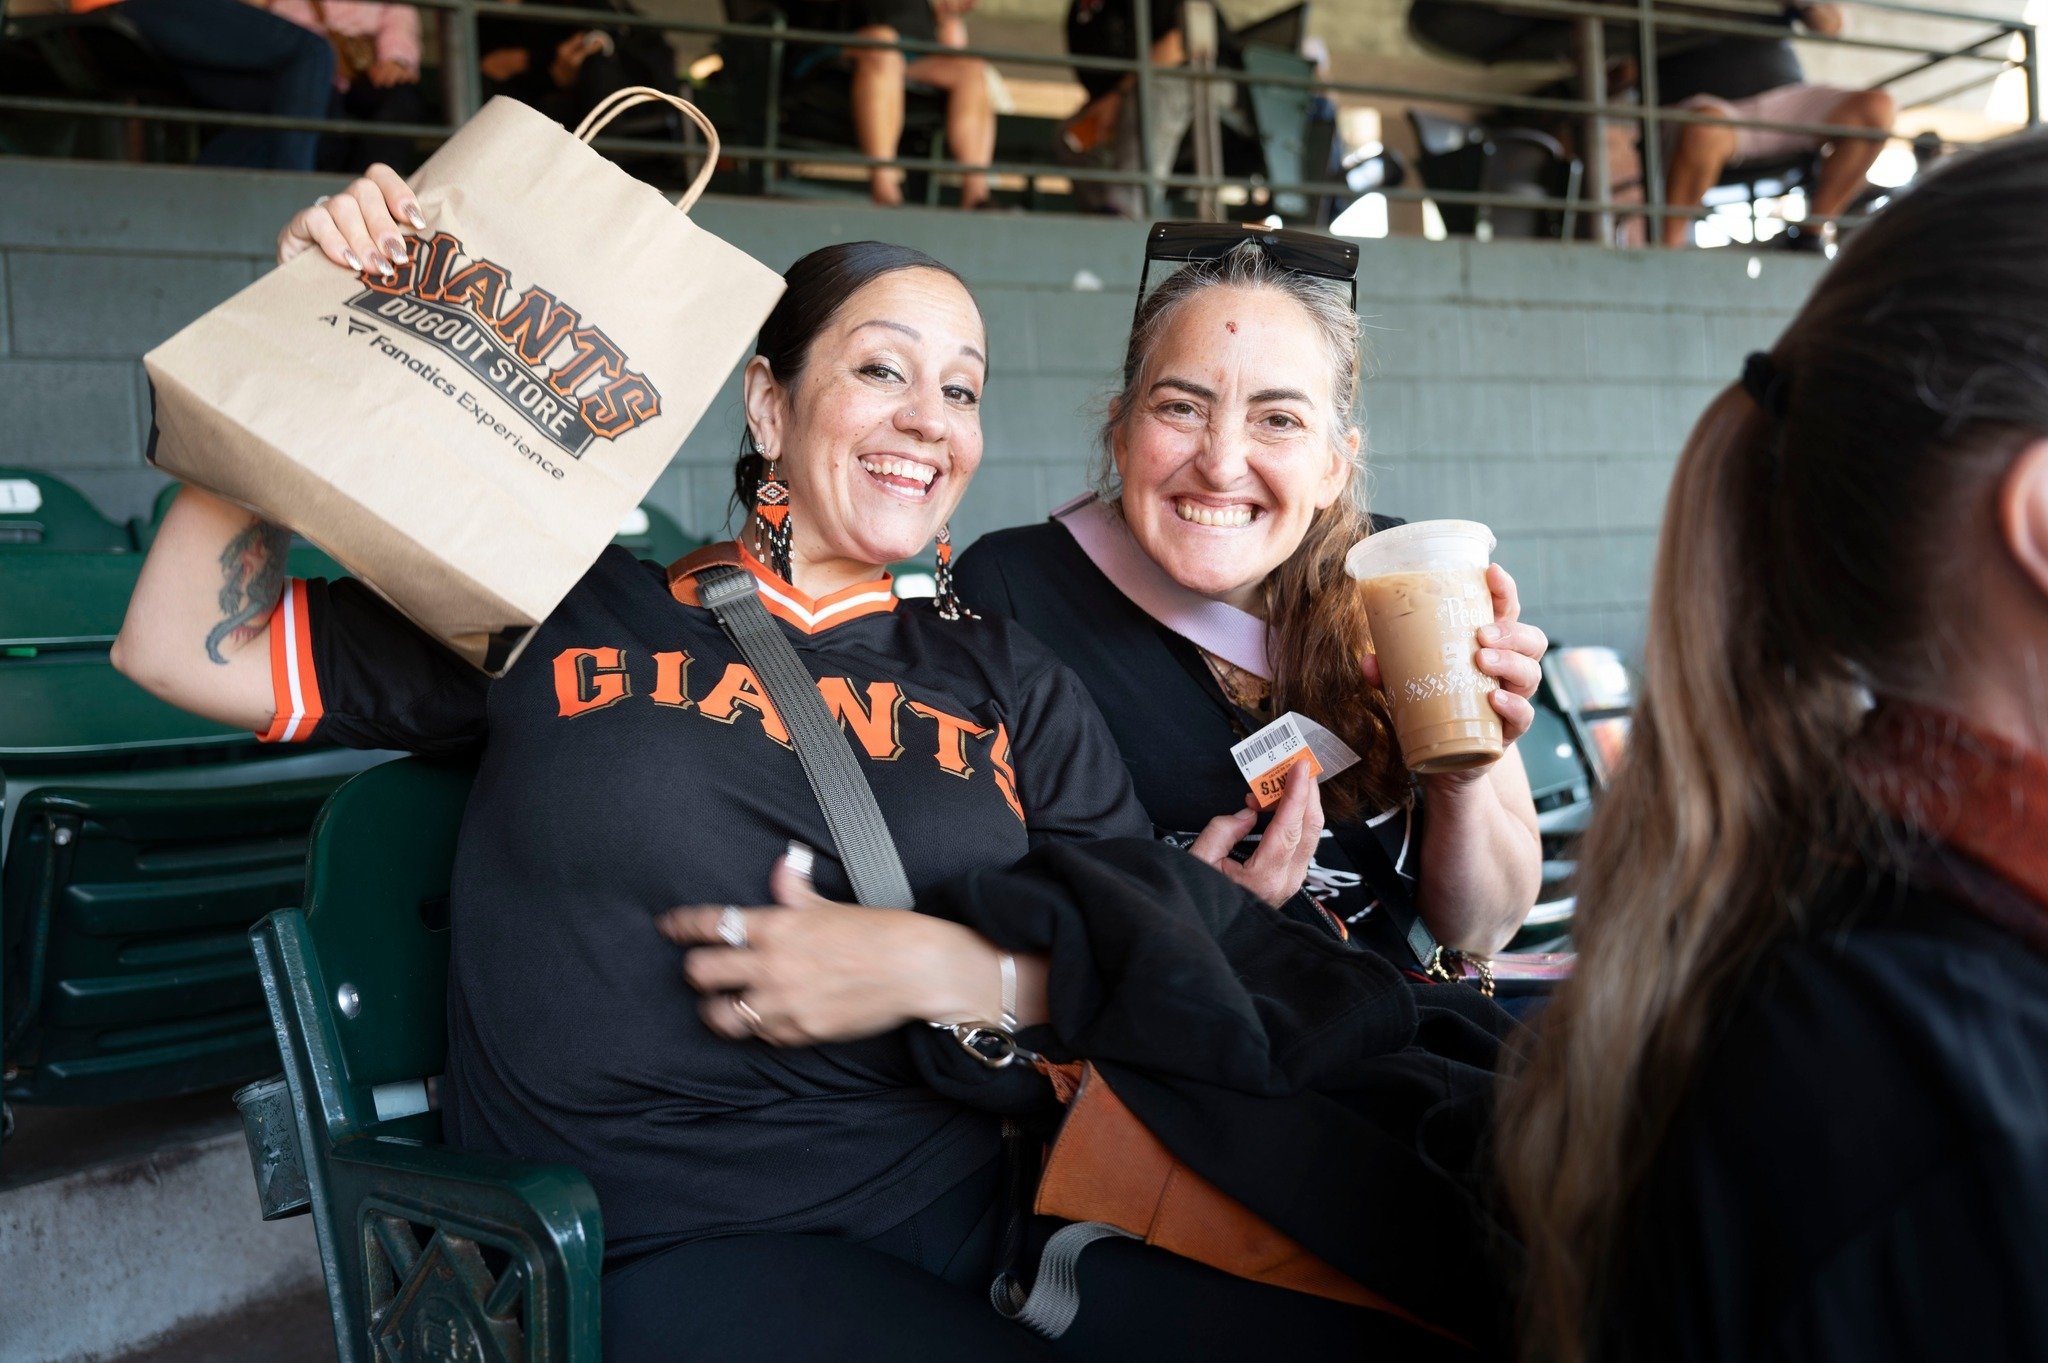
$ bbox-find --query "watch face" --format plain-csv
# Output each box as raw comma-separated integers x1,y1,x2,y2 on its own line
952,1025,1019,1069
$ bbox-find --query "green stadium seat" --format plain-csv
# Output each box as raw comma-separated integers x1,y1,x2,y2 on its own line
0,551,143,649
1512,696,1591,949
888,559,938,600
612,502,697,565
126,481,184,550
245,757,601,1363
0,551,264,763
0,468,130,551
1,766,365,1114
128,478,351,577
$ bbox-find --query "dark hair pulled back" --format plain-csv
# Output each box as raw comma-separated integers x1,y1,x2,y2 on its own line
729,241,973,527
1499,129,2048,1363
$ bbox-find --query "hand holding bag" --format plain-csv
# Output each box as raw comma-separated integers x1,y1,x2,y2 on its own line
146,90,784,673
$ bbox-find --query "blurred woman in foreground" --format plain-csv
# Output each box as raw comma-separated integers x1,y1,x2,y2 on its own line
1498,130,2048,1363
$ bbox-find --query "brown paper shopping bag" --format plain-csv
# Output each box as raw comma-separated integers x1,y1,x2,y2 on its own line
145,90,785,673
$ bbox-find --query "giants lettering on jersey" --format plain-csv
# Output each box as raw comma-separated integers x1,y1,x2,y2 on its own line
551,647,1024,822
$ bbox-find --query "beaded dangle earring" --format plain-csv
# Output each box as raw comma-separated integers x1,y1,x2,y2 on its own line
934,523,973,620
752,456,793,582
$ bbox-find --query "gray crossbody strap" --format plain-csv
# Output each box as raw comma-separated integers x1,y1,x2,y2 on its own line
697,565,915,909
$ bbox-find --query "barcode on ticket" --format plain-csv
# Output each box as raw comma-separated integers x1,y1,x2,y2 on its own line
1234,723,1301,767
1231,715,1320,808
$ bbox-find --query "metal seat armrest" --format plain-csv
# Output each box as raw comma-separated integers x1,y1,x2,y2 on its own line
327,1134,604,1363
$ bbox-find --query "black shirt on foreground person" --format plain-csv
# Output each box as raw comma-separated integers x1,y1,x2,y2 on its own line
1607,880,2048,1361
1600,707,2048,1363
956,514,1434,965
254,543,1148,1263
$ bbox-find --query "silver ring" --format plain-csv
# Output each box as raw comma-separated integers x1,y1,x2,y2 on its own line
716,905,749,949
732,996,765,1035
314,194,330,207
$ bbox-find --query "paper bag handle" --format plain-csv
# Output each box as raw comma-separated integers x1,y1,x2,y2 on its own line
573,86,721,213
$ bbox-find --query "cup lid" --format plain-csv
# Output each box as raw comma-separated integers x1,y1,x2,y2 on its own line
1344,518,1497,579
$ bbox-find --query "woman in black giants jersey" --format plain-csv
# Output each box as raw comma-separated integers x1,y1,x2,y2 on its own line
956,237,1549,973
113,169,1338,1359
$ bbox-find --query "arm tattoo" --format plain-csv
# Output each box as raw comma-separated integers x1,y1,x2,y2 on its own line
205,521,293,665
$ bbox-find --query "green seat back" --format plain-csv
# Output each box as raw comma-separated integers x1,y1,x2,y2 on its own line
1239,45,1316,214
300,755,476,1121
888,560,938,600
1520,699,1592,816
2,769,356,1106
0,469,129,551
0,653,254,769
0,551,139,648
611,502,697,566
249,753,599,1363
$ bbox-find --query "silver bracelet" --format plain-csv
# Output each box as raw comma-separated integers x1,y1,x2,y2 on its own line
998,950,1019,1033
931,951,1027,1068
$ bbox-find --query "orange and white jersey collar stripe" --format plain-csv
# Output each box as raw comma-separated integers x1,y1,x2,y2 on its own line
668,541,897,635
258,579,325,743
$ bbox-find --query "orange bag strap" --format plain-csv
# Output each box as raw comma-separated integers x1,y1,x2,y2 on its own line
1029,1062,1464,1343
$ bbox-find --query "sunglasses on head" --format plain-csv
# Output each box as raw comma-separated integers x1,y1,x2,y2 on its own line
1133,221,1361,331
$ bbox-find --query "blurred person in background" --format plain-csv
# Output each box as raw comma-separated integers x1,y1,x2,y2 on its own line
1498,130,2048,1362
1058,0,1186,217
786,0,997,208
266,0,426,172
67,0,332,169
1656,1,1895,248
478,0,676,129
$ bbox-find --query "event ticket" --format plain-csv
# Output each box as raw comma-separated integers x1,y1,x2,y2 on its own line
1229,712,1363,809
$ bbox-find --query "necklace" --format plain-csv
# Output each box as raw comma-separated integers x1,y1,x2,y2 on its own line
1201,648,1274,721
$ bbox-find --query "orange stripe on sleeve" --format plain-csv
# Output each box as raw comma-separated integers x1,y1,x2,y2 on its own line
257,586,296,743
256,580,323,743
290,582,325,736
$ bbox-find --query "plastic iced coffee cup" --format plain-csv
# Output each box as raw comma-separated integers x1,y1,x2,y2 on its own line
1344,519,1504,775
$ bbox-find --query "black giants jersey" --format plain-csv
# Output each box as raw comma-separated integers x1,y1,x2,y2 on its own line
257,543,1147,1261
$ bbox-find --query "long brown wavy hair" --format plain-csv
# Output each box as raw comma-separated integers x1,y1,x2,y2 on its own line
1097,242,1405,822
1495,130,2048,1363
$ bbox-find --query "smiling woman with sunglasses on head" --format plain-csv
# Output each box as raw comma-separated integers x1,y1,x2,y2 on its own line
957,224,1549,977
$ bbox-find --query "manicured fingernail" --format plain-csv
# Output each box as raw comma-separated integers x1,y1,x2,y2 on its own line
405,204,425,230
373,256,394,281
383,236,408,264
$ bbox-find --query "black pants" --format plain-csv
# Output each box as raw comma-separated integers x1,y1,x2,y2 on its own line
603,1163,1470,1363
111,0,333,170
602,1158,1045,1363
320,80,430,176
1028,1222,1476,1362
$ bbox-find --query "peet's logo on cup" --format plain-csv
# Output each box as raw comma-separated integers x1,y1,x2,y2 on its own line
347,231,661,457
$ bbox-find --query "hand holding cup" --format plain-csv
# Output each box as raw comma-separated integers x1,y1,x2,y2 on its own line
1358,563,1547,746
1348,520,1545,774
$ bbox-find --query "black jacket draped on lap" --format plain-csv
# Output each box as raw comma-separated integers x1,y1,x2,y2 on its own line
905,837,1521,1352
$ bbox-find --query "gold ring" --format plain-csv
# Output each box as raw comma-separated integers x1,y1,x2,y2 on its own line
731,996,765,1036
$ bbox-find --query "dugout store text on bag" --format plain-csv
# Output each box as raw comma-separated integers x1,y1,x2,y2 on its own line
145,90,785,673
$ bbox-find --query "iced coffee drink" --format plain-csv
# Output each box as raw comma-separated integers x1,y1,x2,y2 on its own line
1345,521,1504,774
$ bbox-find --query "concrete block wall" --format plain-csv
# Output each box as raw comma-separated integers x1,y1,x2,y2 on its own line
1359,240,1821,656
0,156,1829,657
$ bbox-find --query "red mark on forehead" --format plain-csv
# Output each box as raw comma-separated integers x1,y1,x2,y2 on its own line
1225,321,1239,333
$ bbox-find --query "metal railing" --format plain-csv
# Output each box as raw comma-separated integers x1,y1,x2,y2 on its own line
1,0,2038,245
